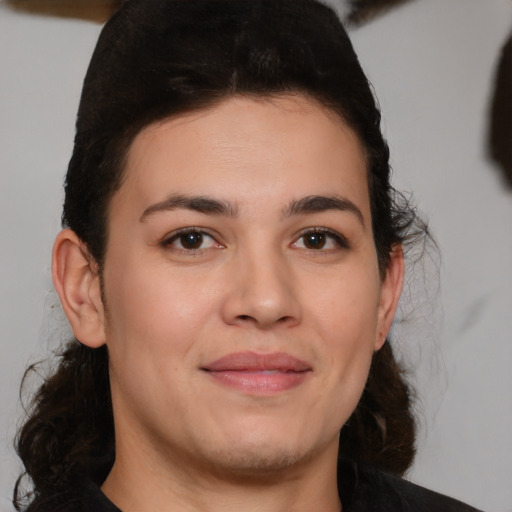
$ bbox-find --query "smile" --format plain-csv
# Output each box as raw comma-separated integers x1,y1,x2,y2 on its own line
201,351,312,395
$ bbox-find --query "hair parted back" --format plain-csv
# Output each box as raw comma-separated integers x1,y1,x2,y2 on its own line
15,1,421,510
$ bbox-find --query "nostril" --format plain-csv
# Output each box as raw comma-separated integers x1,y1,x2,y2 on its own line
234,314,296,326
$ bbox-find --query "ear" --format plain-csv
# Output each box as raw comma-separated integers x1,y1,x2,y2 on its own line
52,229,106,348
375,244,404,351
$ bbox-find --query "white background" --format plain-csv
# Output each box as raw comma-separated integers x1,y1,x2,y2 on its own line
1,0,511,510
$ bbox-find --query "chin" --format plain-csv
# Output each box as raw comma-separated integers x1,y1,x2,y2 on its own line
206,445,308,479
186,403,343,478
197,427,321,479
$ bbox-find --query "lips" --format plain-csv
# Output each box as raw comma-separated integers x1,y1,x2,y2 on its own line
201,351,312,395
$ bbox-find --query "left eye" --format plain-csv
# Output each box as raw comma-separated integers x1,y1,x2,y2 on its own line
164,230,218,251
292,230,346,250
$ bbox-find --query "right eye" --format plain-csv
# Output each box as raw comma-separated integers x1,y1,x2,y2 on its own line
162,229,220,252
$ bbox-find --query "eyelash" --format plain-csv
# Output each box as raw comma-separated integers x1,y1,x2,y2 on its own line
161,228,221,253
160,227,349,253
293,228,350,251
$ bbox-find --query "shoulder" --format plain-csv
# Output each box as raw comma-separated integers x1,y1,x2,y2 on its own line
22,480,120,512
77,479,121,512
340,459,483,512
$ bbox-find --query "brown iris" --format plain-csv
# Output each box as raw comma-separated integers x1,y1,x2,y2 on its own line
179,232,204,249
303,232,327,249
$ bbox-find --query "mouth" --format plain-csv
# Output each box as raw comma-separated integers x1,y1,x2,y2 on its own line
201,351,312,395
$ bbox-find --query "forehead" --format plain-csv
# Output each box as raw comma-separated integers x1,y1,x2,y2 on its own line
112,94,370,221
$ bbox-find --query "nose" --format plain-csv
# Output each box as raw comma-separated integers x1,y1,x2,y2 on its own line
221,249,301,329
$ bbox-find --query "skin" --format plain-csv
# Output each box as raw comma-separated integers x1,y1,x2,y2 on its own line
53,94,404,512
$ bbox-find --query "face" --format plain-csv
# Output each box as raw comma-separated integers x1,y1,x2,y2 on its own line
98,95,401,478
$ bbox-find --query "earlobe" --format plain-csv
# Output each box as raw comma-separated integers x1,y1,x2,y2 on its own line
52,229,106,348
375,244,404,351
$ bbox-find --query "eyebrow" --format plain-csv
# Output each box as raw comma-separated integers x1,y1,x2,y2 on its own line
282,195,365,227
140,194,239,221
140,193,364,226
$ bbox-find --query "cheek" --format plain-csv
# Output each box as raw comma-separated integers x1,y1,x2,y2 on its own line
308,267,381,345
101,257,222,425
102,253,219,368
305,267,381,406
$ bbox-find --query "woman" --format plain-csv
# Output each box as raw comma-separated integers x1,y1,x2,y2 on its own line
14,1,480,511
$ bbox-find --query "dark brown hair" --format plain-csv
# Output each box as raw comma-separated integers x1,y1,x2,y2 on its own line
15,1,423,509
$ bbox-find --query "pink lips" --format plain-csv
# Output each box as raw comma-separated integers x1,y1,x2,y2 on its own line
202,351,312,395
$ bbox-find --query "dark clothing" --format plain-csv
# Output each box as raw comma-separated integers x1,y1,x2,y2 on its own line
76,458,482,511
337,459,482,511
